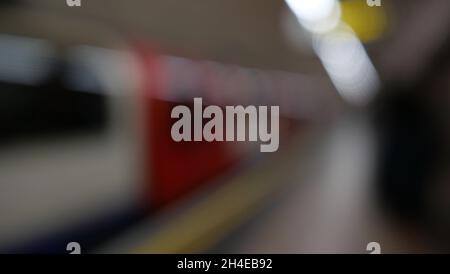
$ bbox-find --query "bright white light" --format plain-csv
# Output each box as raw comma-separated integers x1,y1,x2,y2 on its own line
313,26,379,106
283,1,379,106
285,0,341,33
285,0,336,22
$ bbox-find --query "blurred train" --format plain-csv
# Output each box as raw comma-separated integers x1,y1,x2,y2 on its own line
0,5,336,253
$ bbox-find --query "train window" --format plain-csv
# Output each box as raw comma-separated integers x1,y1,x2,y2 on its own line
0,35,108,145
0,73,108,144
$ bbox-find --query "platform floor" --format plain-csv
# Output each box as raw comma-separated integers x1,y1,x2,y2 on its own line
220,114,432,253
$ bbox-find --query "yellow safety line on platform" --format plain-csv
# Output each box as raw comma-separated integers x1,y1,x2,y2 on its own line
131,143,300,253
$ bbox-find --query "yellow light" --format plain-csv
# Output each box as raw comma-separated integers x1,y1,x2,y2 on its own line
340,0,388,42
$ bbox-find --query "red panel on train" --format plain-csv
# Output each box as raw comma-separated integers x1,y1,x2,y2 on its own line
135,47,237,208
